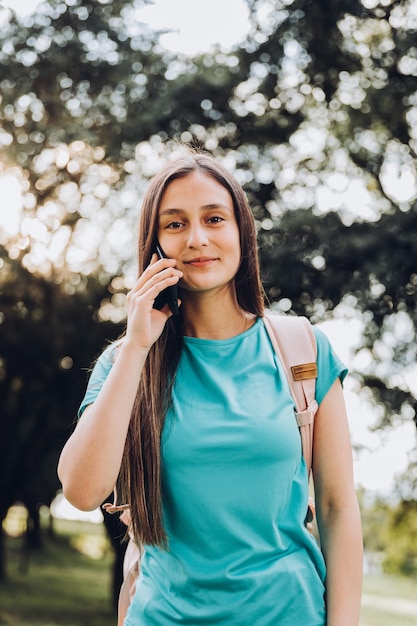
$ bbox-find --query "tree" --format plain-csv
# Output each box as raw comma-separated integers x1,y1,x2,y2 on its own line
383,497,417,577
1,0,416,581
232,0,417,426
259,205,417,425
0,245,123,577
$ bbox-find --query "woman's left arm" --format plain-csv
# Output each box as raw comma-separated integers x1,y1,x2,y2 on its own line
313,378,363,626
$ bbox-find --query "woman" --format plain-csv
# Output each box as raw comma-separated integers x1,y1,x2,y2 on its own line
58,151,363,625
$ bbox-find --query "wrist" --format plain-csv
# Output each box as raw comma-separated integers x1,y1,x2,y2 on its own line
118,338,150,361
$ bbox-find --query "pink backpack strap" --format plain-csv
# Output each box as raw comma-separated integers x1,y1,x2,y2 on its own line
263,314,318,476
102,486,130,514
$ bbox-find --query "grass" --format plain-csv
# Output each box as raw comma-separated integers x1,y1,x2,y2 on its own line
361,574,417,626
0,519,116,626
1,519,417,626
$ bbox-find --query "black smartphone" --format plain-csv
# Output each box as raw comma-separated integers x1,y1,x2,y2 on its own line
153,241,179,316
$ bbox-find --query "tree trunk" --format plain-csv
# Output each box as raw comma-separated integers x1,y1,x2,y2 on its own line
0,522,6,580
25,503,42,550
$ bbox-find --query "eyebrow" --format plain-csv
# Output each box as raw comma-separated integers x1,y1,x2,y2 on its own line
159,203,233,217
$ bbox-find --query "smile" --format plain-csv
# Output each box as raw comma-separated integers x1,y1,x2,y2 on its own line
184,257,218,266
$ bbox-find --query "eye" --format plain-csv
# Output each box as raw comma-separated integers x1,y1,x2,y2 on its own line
207,216,225,224
166,221,184,229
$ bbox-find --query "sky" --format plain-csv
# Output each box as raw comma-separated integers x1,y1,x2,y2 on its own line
135,0,250,54
1,0,416,519
0,0,251,54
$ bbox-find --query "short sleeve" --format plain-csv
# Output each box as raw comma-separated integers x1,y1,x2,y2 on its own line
77,343,116,418
313,326,348,406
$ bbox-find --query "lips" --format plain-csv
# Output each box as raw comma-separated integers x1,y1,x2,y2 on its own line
184,257,218,265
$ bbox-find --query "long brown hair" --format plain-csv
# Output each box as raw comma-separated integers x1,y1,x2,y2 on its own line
119,152,265,547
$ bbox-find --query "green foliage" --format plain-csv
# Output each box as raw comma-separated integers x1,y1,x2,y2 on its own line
380,450,417,577
360,482,417,579
260,205,417,425
0,0,416,579
0,0,163,164
0,245,123,524
383,498,417,577
359,490,391,557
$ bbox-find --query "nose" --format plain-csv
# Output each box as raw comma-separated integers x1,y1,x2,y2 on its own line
186,223,209,248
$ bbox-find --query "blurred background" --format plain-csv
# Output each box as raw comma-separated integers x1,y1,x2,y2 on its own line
0,0,416,624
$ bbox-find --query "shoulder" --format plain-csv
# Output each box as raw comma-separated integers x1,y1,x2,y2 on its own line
77,340,122,419
84,339,124,384
262,313,347,382
311,325,348,404
94,339,123,368
312,326,346,374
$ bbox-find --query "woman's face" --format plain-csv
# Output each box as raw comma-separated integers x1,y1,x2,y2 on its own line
156,170,241,298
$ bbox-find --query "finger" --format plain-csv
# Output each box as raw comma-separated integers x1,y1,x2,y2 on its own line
150,254,176,268
158,297,182,320
149,272,182,300
127,270,182,309
128,259,179,296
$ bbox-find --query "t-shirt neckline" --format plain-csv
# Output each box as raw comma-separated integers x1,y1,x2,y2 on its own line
183,316,261,346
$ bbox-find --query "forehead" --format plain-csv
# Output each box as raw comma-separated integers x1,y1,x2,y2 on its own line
159,170,233,210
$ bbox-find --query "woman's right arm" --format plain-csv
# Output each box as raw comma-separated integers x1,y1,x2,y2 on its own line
57,255,182,511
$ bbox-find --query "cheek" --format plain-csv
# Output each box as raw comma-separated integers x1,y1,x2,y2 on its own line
232,231,242,264
156,235,179,259
233,232,243,273
228,241,242,276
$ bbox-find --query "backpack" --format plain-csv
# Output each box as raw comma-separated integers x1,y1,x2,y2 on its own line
263,313,318,477
104,313,319,625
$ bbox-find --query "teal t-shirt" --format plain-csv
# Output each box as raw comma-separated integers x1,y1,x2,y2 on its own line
79,318,347,626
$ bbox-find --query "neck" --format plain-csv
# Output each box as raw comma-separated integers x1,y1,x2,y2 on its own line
181,291,255,340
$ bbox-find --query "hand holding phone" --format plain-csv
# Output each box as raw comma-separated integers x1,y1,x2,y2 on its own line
153,241,179,316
